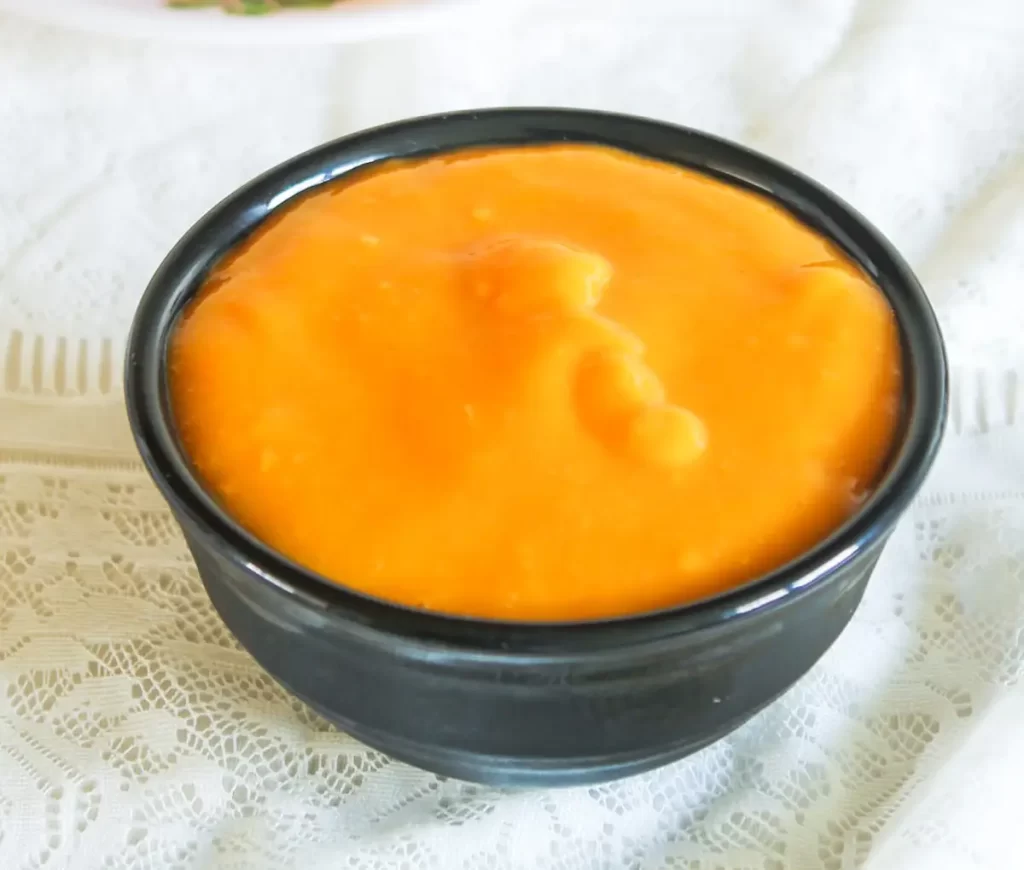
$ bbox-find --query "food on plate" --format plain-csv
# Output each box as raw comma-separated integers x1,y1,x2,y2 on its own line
168,0,340,14
170,144,902,621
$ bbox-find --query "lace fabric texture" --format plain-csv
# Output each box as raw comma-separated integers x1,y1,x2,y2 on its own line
1,2,1024,868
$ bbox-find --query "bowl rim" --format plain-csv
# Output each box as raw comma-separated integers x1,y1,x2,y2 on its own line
124,107,948,655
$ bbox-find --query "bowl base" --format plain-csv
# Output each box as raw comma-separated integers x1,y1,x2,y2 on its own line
289,684,781,788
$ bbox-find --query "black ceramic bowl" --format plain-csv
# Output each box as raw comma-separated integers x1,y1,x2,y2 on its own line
125,109,947,787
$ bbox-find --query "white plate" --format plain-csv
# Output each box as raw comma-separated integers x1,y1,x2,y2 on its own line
0,0,481,44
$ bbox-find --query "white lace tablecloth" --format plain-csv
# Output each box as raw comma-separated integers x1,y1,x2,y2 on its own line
1,2,1023,867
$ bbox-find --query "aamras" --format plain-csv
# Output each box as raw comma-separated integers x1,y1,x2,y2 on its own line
169,144,901,621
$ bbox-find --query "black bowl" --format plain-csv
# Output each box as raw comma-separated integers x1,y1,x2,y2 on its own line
125,109,947,787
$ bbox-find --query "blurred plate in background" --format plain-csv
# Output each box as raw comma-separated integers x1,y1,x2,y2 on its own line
0,0,480,44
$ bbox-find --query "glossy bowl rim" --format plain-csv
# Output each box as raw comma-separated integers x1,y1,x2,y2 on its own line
124,107,948,655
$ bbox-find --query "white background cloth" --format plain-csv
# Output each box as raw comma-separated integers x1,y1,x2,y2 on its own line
0,1,1022,867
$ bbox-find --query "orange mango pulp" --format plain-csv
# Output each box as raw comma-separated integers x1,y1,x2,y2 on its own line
170,145,902,621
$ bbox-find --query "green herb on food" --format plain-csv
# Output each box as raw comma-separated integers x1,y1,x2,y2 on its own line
169,0,338,14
